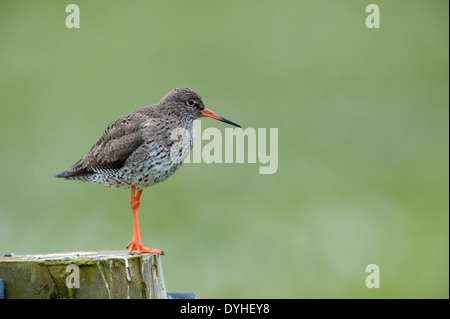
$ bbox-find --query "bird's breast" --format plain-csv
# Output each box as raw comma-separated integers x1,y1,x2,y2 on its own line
87,118,195,190
119,121,194,189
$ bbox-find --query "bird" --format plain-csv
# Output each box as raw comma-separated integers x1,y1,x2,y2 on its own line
55,88,241,255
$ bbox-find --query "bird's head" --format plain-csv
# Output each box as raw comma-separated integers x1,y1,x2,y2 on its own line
160,88,241,128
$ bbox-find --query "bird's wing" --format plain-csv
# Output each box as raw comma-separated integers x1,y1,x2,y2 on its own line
57,111,147,178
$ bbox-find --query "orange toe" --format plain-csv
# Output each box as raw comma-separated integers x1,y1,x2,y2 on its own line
127,239,163,255
137,246,163,255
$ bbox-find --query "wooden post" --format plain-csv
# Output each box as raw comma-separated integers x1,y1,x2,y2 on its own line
0,251,168,299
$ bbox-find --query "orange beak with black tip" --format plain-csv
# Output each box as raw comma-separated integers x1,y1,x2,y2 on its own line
200,108,241,128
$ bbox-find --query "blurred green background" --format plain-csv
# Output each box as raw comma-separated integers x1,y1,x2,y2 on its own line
0,0,448,298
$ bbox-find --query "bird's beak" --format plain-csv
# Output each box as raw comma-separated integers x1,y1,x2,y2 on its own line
200,108,241,128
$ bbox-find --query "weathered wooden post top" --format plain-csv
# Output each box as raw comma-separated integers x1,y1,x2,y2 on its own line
0,250,167,299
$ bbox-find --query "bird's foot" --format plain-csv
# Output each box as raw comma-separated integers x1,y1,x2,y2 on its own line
127,240,164,255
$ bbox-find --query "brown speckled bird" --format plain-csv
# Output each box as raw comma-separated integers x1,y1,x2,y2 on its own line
55,88,240,254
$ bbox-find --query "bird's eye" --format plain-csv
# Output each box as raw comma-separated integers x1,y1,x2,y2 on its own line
187,100,195,106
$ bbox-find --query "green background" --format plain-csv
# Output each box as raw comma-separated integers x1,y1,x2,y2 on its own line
0,0,448,298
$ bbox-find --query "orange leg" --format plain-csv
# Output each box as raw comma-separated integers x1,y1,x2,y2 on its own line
126,186,163,255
